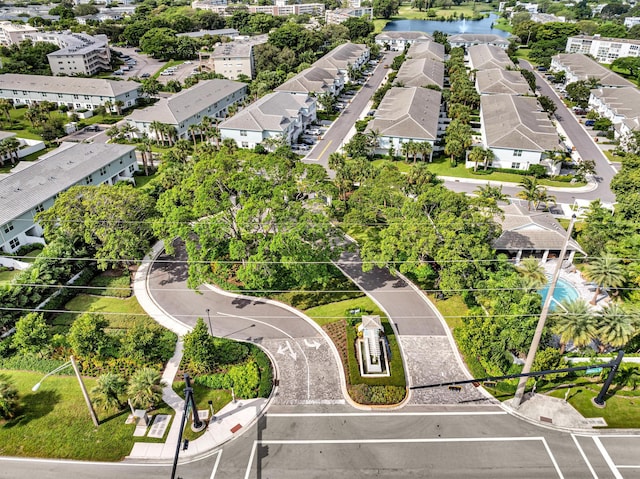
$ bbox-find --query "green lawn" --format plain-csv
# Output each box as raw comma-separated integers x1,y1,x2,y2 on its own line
0,370,172,460
52,294,151,332
135,172,158,189
427,294,469,330
548,383,640,428
492,17,512,33
305,296,387,327
371,158,412,173
174,381,232,441
0,269,18,285
373,19,390,33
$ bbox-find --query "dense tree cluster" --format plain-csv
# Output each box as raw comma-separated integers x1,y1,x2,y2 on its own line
0,40,58,76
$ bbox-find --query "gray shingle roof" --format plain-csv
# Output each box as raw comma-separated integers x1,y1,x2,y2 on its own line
493,203,584,252
275,66,340,94
476,69,532,95
481,95,559,152
375,31,432,42
406,41,445,62
552,53,634,87
127,79,246,125
467,44,515,71
395,58,444,88
315,43,368,71
448,33,510,44
212,34,268,59
0,73,139,98
0,142,135,225
590,86,640,121
366,87,441,141
219,92,313,132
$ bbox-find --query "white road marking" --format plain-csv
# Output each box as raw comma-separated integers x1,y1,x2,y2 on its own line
244,441,258,479
571,434,598,479
304,338,322,349
209,450,222,479
267,411,507,417
541,437,565,479
617,465,640,469
593,436,624,479
243,437,560,477
277,341,297,360
217,311,311,399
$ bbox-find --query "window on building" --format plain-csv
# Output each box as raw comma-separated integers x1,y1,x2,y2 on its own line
73,95,79,99
129,165,135,173
240,130,247,136
511,162,521,169
3,222,14,233
99,166,107,175
85,175,93,184
34,203,44,213
241,141,249,148
513,150,522,157
9,238,20,250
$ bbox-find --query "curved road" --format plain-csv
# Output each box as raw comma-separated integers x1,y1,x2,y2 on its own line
148,240,343,406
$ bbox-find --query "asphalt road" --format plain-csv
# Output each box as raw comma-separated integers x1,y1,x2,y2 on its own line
3,406,639,478
147,240,343,406
305,51,401,170
519,59,617,203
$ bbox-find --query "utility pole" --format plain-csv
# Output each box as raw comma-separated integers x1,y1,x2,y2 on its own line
70,355,100,427
513,214,577,408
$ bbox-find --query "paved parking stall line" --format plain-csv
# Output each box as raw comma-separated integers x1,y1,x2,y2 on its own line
593,437,624,479
267,411,506,417
571,434,598,479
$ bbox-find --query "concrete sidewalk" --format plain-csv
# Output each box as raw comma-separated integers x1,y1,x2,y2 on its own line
439,174,598,193
130,241,269,461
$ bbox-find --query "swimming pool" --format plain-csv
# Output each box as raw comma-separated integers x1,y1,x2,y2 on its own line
539,278,580,310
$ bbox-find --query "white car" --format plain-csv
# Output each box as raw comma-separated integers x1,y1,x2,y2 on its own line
305,128,321,136
160,71,174,76
184,61,192,64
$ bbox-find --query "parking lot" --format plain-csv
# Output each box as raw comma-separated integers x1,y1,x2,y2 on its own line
110,47,164,79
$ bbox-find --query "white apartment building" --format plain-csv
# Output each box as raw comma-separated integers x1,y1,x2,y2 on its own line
314,43,370,82
219,92,316,149
0,74,140,111
0,21,38,45
127,79,247,140
589,86,640,142
325,6,373,24
374,31,432,51
551,53,634,87
192,1,324,16
0,143,137,253
625,17,640,28
566,35,640,64
211,35,267,80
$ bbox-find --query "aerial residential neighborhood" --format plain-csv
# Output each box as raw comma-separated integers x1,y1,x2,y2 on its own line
0,0,640,477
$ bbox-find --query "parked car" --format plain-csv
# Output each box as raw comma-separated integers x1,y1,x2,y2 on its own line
305,128,321,136
295,144,310,151
126,59,136,65
160,71,174,76
536,66,548,71
84,125,100,132
113,70,124,75
141,72,151,78
585,119,595,127
301,138,315,145
134,48,142,53
122,66,130,71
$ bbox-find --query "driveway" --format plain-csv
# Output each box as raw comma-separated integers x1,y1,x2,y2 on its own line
146,240,343,406
335,251,491,405
111,46,164,79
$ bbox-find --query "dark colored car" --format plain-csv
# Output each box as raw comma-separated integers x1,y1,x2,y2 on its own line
585,119,595,127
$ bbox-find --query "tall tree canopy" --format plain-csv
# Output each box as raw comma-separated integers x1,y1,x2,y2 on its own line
37,184,156,270
155,149,340,290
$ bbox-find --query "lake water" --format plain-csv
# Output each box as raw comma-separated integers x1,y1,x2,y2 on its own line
383,13,510,37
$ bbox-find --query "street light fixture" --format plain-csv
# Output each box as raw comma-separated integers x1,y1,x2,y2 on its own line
206,308,212,334
32,355,100,427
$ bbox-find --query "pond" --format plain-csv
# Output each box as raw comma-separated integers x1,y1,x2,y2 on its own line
383,13,510,37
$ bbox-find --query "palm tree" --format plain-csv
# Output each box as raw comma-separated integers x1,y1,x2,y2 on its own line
149,121,164,145
221,137,237,153
597,303,637,349
366,129,381,151
127,368,166,410
400,141,411,162
516,257,547,289
91,373,126,411
136,142,150,175
0,98,12,126
187,124,199,148
141,135,154,169
105,125,121,142
534,188,557,211
114,100,124,116
468,146,485,172
584,253,626,305
418,141,432,162
475,183,509,203
119,123,138,140
163,124,177,147
0,374,18,419
328,152,346,171
103,100,113,114
517,176,542,211
1,137,20,164
550,299,597,352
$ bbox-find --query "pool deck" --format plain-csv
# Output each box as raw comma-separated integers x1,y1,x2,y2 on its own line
542,260,608,309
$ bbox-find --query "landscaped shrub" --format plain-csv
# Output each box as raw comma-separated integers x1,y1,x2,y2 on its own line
213,337,249,365
40,267,97,313
0,356,66,374
195,373,233,390
348,384,406,405
229,361,260,398
252,347,273,398
84,270,131,298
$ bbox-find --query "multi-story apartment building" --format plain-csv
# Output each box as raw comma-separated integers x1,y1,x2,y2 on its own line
551,53,634,87
211,35,267,80
566,35,640,64
325,6,373,24
0,143,137,253
127,79,247,140
0,21,38,45
26,32,111,76
0,74,140,111
192,1,324,16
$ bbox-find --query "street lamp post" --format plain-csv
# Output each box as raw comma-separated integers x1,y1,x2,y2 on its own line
32,355,100,427
206,308,212,334
513,215,577,408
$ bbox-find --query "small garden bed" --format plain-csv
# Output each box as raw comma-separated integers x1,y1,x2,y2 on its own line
307,298,407,405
